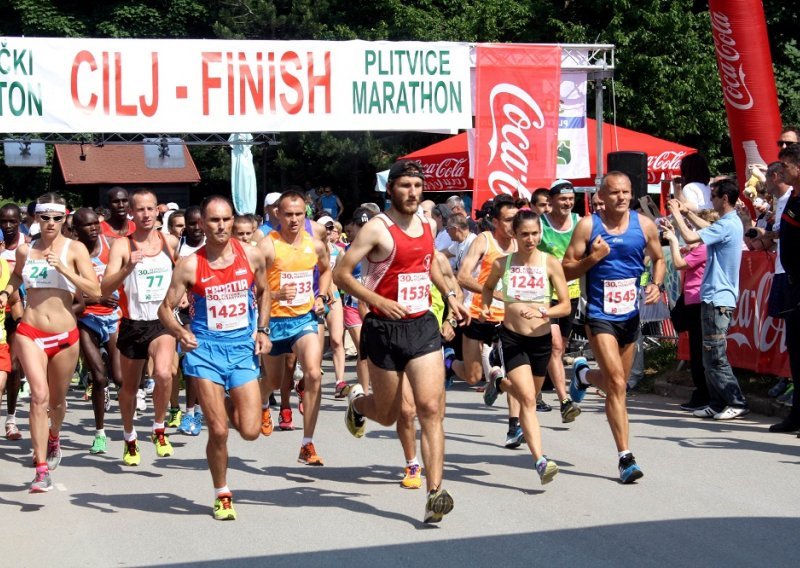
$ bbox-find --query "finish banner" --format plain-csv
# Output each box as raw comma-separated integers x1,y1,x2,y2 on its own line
708,1,783,186
678,251,790,377
0,37,472,133
473,44,561,208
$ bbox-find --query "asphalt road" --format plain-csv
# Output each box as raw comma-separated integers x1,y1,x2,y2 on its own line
2,359,799,567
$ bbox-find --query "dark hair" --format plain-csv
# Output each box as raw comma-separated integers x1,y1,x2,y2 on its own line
0,203,22,219
278,189,306,209
766,161,783,179
680,154,711,185
781,126,800,137
778,143,800,164
185,205,202,220
432,203,453,223
710,177,739,206
532,188,550,203
512,209,541,232
491,194,516,220
167,209,185,228
350,206,375,226
37,192,67,207
200,195,233,218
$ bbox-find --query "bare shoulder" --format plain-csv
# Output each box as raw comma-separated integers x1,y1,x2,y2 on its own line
638,213,659,236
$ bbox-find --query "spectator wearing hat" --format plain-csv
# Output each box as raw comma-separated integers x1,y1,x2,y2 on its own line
255,192,282,241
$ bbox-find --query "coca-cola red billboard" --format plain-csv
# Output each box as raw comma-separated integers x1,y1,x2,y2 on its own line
473,45,561,209
708,1,783,186
421,157,469,191
647,151,688,184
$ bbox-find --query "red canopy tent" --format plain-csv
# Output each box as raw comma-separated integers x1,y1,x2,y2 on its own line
401,119,697,192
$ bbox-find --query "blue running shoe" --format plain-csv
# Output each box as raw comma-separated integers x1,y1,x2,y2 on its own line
619,453,644,484
178,414,197,435
570,357,590,403
192,411,203,435
504,426,525,449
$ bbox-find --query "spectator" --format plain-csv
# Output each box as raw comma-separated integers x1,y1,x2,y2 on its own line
444,213,477,276
359,202,381,216
432,203,454,253
461,192,472,218
668,178,749,420
662,209,719,411
590,191,605,213
316,185,344,220
769,143,800,433
676,153,712,212
255,192,281,240
446,195,479,233
777,126,799,150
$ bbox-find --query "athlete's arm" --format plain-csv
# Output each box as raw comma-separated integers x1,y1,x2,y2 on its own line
546,255,572,319
480,258,504,322
164,234,181,262
53,240,101,300
431,247,470,325
247,245,272,356
434,251,463,303
333,218,407,319
562,217,610,281
158,256,198,352
456,233,488,294
0,245,26,305
101,237,135,297
641,216,666,304
314,238,332,315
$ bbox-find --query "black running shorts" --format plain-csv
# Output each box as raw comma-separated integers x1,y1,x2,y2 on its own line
361,311,442,372
498,326,552,376
586,315,640,348
117,318,170,360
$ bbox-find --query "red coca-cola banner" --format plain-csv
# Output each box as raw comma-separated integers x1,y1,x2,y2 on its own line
708,1,783,187
473,45,561,209
678,251,790,377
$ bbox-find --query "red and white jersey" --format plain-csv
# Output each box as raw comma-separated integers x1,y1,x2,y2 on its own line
83,235,119,317
362,213,434,319
0,231,26,272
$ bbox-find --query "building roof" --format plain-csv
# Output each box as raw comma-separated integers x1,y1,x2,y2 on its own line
54,144,201,185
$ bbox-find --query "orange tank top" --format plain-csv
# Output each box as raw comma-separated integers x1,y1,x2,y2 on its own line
469,232,515,322
267,230,317,318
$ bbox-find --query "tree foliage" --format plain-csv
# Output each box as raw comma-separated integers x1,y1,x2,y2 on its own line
0,0,797,206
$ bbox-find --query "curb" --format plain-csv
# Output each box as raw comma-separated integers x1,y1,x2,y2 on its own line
653,378,791,420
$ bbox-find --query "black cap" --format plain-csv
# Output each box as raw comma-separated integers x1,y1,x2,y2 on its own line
387,159,425,182
351,206,375,226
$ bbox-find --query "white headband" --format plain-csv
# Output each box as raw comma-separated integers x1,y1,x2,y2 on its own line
35,203,66,214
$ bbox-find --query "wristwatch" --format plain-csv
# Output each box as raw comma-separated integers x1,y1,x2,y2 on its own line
318,294,329,303
257,326,270,336
652,282,665,292
445,290,457,300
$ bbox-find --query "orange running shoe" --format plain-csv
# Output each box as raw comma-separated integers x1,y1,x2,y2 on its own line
261,408,273,436
297,442,324,466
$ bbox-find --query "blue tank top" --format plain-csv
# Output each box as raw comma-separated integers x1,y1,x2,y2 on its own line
586,211,646,321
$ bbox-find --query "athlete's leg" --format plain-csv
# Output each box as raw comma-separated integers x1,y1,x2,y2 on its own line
228,380,261,440
585,328,636,451
14,336,49,463
404,350,447,492
118,354,146,434
454,335,483,385
79,326,107,430
149,334,177,424
293,333,323,437
326,300,346,385
194,378,230,489
547,325,569,401
397,377,417,461
46,342,81,435
504,365,544,462
347,325,369,391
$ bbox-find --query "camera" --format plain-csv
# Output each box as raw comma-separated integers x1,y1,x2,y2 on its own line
745,228,759,239
659,230,670,247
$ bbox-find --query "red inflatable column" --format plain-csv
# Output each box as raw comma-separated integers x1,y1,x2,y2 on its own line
708,1,783,184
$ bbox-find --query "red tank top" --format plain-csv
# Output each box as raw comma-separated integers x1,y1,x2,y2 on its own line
83,235,117,316
363,213,435,319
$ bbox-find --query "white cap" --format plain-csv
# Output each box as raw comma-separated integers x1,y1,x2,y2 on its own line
264,192,281,207
166,202,179,211
317,215,335,227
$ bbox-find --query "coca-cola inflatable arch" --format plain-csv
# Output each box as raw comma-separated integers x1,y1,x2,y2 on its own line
709,0,783,184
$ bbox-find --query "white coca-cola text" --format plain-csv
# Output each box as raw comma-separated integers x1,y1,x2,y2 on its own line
486,83,545,197
729,268,786,354
710,10,754,111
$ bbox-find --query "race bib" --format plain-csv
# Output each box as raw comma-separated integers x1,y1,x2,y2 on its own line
603,278,637,315
135,264,171,303
25,259,58,288
280,270,314,307
507,266,547,302
397,272,431,313
206,288,249,331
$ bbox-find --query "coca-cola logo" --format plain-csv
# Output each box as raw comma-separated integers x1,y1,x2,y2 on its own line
729,268,785,353
647,151,687,183
487,83,545,197
710,10,754,111
423,157,466,180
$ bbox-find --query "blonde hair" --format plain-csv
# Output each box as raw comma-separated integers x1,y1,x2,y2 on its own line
697,209,719,224
37,192,67,206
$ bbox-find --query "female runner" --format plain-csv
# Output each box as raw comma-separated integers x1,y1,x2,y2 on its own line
481,209,570,485
3,193,100,492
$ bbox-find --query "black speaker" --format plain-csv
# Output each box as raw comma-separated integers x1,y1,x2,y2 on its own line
607,151,648,200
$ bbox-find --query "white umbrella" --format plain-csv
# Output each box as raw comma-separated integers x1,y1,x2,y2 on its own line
229,133,256,214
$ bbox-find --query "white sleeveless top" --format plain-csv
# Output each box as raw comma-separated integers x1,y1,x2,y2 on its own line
119,234,174,321
21,240,76,294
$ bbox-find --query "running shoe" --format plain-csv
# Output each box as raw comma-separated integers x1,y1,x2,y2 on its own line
144,377,155,395
618,454,643,484
90,435,107,455
768,377,789,398
278,408,294,431
268,393,279,407
122,440,141,466
293,363,304,382
560,399,581,423
46,436,62,470
484,368,503,407
401,464,422,489
167,407,182,428
424,488,454,524
692,406,716,419
569,357,590,403
84,383,93,401
151,429,174,457
104,387,112,412
713,406,750,421
136,389,147,412
536,394,553,412
488,343,501,368
193,411,204,434
29,469,53,493
213,493,237,521
296,380,305,415
297,442,324,466
536,457,559,485
345,384,366,438
504,426,525,449
769,419,800,433
777,384,794,406
261,408,274,436
5,420,22,440
179,414,199,435
334,381,349,399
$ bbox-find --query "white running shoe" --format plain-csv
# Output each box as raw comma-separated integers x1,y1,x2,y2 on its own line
136,389,147,412
713,406,750,420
